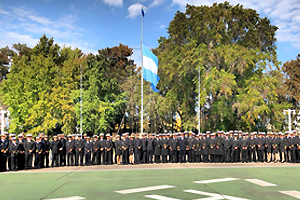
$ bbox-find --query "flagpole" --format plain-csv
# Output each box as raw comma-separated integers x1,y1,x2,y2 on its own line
80,64,83,137
141,6,144,134
198,66,201,135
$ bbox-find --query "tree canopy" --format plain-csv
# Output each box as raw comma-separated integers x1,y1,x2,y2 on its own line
0,2,297,136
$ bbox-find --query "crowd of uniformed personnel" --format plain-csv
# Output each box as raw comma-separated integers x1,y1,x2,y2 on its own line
0,130,300,171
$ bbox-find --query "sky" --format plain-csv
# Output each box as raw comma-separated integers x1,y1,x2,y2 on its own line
0,0,299,67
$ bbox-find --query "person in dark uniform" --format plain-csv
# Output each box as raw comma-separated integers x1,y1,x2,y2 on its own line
9,137,19,171
98,133,105,165
224,132,232,163
248,132,257,162
187,132,195,163
170,133,178,163
115,135,122,165
75,134,84,166
104,134,113,165
154,134,161,163
141,133,148,164
194,134,201,163
133,133,141,164
17,134,25,170
272,133,280,163
215,131,222,163
122,133,130,165
202,133,209,163
240,133,249,163
129,134,135,164
209,133,216,163
232,133,239,163
92,135,101,165
0,133,9,171
147,133,154,163
177,133,188,163
289,131,297,163
8,133,15,171
84,136,92,166
50,135,61,167
35,136,44,169
43,135,50,168
257,132,265,162
57,134,65,167
24,134,35,169
66,135,75,166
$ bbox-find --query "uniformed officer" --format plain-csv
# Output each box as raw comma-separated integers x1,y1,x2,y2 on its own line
272,133,280,163
248,132,257,162
43,135,50,168
141,133,148,164
115,135,122,165
154,134,161,163
194,134,202,163
17,134,25,170
35,136,44,169
84,136,92,166
24,134,35,169
104,134,113,165
241,133,249,163
177,133,188,163
9,137,19,171
50,135,61,167
66,135,75,166
147,133,154,163
92,135,101,165
187,132,195,163
129,134,135,165
232,133,239,163
224,132,232,163
202,132,209,163
170,133,178,163
257,132,265,162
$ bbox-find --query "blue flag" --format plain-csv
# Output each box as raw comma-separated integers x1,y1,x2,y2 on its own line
142,44,159,92
141,7,145,17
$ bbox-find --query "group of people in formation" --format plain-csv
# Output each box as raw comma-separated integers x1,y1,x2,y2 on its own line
0,129,300,172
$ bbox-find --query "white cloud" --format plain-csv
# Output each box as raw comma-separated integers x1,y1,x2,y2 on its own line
0,6,96,54
171,0,300,48
128,3,144,19
0,32,38,48
103,0,123,7
159,24,166,29
0,6,9,15
149,0,165,8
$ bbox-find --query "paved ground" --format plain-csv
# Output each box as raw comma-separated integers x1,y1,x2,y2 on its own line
11,162,300,173
1,163,300,200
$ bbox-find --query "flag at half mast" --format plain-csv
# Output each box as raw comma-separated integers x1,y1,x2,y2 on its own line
142,44,160,92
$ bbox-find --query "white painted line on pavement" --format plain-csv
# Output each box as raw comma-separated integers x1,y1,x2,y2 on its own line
183,189,251,200
244,179,277,187
279,191,300,199
115,185,175,194
44,196,86,200
145,195,181,200
194,178,240,184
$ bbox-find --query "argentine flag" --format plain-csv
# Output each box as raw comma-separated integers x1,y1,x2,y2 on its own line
142,44,160,92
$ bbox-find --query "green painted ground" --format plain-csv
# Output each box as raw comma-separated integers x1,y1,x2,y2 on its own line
1,166,299,200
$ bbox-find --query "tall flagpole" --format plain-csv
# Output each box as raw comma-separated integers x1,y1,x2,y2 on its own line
80,64,83,137
198,66,201,135
141,6,144,134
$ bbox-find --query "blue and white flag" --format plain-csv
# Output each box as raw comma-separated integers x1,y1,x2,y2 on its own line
142,44,160,92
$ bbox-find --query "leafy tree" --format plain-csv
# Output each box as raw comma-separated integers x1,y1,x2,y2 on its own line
155,2,289,132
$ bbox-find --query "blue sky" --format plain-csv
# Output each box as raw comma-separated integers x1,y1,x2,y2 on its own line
0,0,299,66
